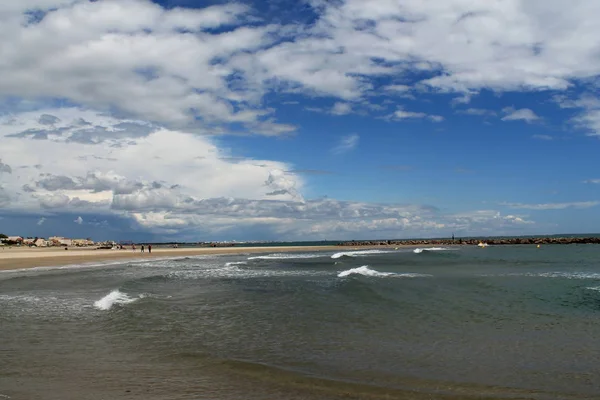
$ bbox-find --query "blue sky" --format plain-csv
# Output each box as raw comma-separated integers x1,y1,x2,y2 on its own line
0,0,600,241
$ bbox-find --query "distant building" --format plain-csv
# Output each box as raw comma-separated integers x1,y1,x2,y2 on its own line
4,236,23,244
72,238,94,247
49,236,72,246
34,238,49,247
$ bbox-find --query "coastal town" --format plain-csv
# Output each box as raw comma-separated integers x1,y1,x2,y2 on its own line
0,234,114,248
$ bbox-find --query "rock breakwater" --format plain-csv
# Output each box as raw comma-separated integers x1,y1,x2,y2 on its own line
338,237,600,246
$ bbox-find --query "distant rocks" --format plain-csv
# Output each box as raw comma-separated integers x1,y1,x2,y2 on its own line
337,237,600,246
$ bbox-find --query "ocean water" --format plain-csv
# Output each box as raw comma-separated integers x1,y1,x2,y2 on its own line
1,245,600,400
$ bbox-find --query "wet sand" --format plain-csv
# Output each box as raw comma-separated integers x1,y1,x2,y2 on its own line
0,245,395,271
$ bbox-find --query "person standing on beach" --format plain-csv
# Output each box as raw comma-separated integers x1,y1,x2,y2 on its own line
148,245,152,254
141,245,145,253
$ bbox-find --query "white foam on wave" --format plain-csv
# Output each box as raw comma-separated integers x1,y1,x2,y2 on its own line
337,265,432,278
586,286,600,292
413,247,453,254
247,253,323,260
331,250,395,259
224,261,248,267
94,290,142,311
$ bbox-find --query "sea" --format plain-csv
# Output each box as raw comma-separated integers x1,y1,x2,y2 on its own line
1,244,600,400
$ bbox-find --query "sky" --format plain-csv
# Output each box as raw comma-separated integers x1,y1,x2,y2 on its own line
1,0,600,242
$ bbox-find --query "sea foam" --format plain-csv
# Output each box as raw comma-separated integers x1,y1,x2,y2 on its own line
224,261,248,267
337,265,431,278
331,250,395,259
413,247,453,254
247,253,323,260
94,290,141,311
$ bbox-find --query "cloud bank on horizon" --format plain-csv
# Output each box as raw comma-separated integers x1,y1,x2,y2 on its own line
0,0,599,241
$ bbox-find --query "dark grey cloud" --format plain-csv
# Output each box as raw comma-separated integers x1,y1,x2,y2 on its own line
7,128,52,140
66,122,158,144
22,184,36,193
7,118,158,144
35,172,145,194
0,159,12,174
36,175,79,191
38,114,61,125
0,186,10,207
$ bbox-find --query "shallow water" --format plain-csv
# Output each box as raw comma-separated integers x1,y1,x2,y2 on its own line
1,245,600,399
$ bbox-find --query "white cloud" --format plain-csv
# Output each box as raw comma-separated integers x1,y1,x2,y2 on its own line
532,134,553,140
583,179,600,184
501,201,600,210
74,216,83,225
2,0,596,239
306,102,353,116
0,109,305,215
0,0,292,134
458,108,497,116
389,107,444,122
555,94,600,136
231,0,600,99
501,107,541,123
332,133,359,154
331,102,352,116
37,217,46,226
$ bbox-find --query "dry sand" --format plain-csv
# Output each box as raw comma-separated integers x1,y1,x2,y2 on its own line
0,245,388,271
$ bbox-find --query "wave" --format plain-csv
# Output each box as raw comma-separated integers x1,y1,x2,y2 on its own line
331,250,395,259
337,265,432,278
247,253,323,260
224,261,248,267
586,286,600,291
94,289,143,311
413,247,453,254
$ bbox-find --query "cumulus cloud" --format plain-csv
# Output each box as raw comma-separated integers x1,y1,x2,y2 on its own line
74,216,83,225
501,107,542,123
332,133,359,155
0,159,12,174
555,94,600,136
4,0,597,239
389,107,444,122
330,102,352,116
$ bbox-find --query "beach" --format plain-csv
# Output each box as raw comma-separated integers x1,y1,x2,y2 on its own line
0,244,377,271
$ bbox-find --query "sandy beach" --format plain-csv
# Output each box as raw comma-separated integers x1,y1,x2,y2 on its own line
0,245,383,271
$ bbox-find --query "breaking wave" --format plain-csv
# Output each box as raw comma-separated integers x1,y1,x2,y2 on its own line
331,250,395,259
413,247,453,254
247,253,323,260
337,266,432,278
94,290,143,311
224,261,248,267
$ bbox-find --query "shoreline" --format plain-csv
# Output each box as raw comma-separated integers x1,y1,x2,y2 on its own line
0,244,421,272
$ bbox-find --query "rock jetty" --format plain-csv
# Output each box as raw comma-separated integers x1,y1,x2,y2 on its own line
337,237,600,246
